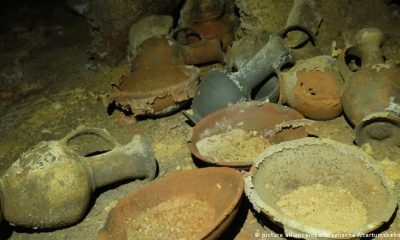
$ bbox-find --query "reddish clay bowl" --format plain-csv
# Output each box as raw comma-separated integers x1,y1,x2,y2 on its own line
107,65,200,117
98,167,244,240
188,101,304,169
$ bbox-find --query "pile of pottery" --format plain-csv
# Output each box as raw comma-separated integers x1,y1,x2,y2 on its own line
189,27,400,148
106,0,400,147
106,0,238,117
102,23,398,239
1,0,399,239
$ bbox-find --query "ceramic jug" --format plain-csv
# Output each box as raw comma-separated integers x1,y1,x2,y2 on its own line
179,0,239,49
0,127,157,229
131,28,224,70
127,15,173,64
339,28,400,146
187,34,295,123
224,30,281,103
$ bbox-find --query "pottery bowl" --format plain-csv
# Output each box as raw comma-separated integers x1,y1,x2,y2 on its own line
98,167,244,240
188,101,304,169
245,138,397,239
107,65,200,117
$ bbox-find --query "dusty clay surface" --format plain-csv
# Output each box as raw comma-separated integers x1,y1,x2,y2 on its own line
294,70,342,120
196,129,270,163
276,184,367,232
0,0,400,239
126,195,215,240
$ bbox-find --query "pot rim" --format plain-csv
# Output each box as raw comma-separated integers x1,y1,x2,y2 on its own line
244,137,398,239
98,167,244,240
188,101,304,169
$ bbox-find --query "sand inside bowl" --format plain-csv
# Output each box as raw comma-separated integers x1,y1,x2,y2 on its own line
276,183,367,232
196,128,270,163
126,195,216,240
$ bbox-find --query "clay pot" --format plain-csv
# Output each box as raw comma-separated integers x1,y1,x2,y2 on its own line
98,167,244,240
127,15,174,62
339,28,400,146
189,15,237,50
180,0,239,49
188,34,295,123
282,0,322,48
225,30,270,72
108,65,200,117
0,127,157,229
188,101,305,169
226,31,280,103
279,55,343,120
132,28,224,70
183,0,225,22
245,138,397,239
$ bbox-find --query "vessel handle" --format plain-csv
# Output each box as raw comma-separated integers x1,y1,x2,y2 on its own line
61,127,120,151
168,27,204,45
337,45,361,82
279,25,317,48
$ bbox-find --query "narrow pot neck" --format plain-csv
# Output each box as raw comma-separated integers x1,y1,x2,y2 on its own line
85,136,157,188
229,35,295,96
356,28,385,67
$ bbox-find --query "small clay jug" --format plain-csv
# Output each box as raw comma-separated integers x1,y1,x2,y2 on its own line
224,30,282,103
179,0,239,49
127,15,173,63
0,127,157,229
132,28,224,70
187,34,295,123
339,28,400,146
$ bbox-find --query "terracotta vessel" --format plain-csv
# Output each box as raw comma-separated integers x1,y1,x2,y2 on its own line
188,101,305,169
179,0,239,49
282,0,322,48
183,0,225,23
0,127,157,228
279,55,344,120
225,30,270,72
339,28,400,146
98,167,244,240
226,31,280,103
107,65,200,117
188,34,295,123
127,15,173,63
245,138,397,239
132,29,224,70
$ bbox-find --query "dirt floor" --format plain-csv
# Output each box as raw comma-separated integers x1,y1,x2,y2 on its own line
0,0,400,239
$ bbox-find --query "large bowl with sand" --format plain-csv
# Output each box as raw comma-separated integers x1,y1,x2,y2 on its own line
188,101,305,169
98,167,244,240
244,137,397,239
